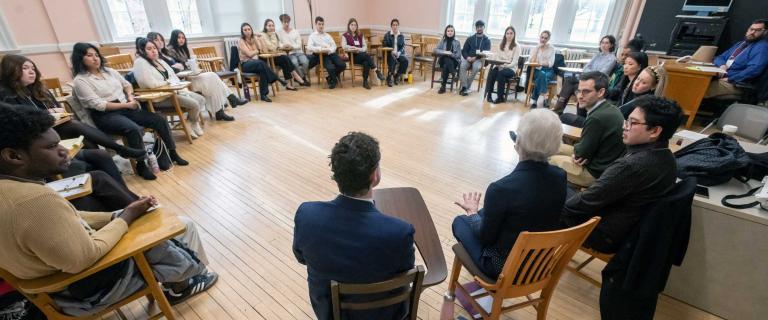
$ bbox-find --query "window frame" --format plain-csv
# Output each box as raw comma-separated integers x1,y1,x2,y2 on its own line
0,10,17,51
446,0,627,49
90,0,290,44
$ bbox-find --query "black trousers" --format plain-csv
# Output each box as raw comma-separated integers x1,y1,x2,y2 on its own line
68,170,139,212
386,54,408,76
553,75,580,114
484,67,517,98
600,283,658,320
55,119,129,153
65,149,125,185
90,108,176,152
242,59,279,96
352,52,376,81
308,53,346,82
438,56,458,84
263,55,296,80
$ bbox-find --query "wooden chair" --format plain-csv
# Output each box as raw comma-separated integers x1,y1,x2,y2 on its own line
413,36,440,81
191,46,242,100
42,78,69,97
565,247,615,287
99,45,121,56
491,56,526,101
446,217,600,320
373,187,447,288
0,210,186,320
330,266,425,320
103,54,134,74
430,53,459,92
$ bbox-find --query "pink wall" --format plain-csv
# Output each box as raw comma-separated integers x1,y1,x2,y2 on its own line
1,0,58,45
367,0,444,31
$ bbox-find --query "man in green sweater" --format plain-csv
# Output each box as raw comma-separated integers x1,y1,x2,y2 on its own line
550,71,625,187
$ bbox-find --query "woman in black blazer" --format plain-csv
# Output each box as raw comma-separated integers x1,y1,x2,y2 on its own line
453,109,567,278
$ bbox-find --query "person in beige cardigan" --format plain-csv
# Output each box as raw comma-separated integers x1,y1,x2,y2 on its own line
0,104,216,315
484,26,521,104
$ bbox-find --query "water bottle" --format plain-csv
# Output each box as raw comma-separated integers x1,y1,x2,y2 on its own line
147,149,160,173
243,83,251,100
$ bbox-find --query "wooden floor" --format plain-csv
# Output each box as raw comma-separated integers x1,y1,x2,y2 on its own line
111,78,722,320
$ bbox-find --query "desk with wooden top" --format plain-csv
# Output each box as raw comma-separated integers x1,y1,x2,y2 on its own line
523,62,541,106
661,61,720,129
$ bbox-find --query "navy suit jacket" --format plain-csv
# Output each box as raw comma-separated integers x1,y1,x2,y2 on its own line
478,161,567,255
293,195,415,320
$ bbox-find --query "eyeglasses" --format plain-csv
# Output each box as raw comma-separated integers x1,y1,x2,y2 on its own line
575,89,594,95
623,120,648,129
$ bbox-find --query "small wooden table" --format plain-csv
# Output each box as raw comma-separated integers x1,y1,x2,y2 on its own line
661,61,721,128
562,124,583,144
48,173,93,200
59,136,84,159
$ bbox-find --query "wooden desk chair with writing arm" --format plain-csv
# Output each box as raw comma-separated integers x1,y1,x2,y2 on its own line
330,266,425,320
191,46,242,100
98,45,121,57
104,54,134,75
0,211,186,320
414,36,439,81
373,187,448,288
445,217,600,320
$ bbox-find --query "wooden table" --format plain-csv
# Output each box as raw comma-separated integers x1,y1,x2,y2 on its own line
524,62,542,106
562,124,583,144
661,61,721,128
48,173,92,200
59,136,84,159
373,187,447,288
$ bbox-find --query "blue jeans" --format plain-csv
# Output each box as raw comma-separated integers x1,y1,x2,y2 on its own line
532,67,555,100
451,213,499,278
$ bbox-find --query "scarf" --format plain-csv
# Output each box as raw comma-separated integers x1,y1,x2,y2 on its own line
445,36,455,52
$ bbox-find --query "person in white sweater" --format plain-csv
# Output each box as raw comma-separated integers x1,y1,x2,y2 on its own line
484,26,521,104
278,14,310,85
529,30,557,108
132,37,205,138
306,16,346,89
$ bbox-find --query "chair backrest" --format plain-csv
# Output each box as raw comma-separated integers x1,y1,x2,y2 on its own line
716,103,768,141
99,45,121,56
192,46,217,59
493,217,600,298
330,265,425,320
553,53,565,75
105,53,134,70
520,45,533,57
328,31,342,47
561,48,586,68
65,94,96,127
41,77,66,97
419,36,440,58
692,45,717,63
192,46,224,72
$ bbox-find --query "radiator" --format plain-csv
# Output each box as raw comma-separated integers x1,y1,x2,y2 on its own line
223,37,241,69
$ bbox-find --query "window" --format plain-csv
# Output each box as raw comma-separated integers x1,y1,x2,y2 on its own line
452,0,478,33
486,0,514,36
446,0,624,47
569,0,611,43
523,0,560,39
167,0,203,34
105,0,150,38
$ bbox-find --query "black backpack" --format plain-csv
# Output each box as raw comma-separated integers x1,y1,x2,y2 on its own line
736,152,768,181
675,133,751,186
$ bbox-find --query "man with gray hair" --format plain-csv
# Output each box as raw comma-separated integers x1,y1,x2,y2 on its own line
452,109,567,279
550,71,624,187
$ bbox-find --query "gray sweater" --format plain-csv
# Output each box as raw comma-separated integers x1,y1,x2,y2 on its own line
584,52,618,76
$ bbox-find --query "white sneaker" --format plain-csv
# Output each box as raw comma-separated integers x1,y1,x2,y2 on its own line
189,131,198,139
536,95,546,109
192,121,204,136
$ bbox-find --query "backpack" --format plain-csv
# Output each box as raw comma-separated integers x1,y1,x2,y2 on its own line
736,152,768,182
675,133,751,186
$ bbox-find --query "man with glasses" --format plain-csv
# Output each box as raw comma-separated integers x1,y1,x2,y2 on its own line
561,95,682,254
550,71,624,187
458,20,492,96
704,19,768,99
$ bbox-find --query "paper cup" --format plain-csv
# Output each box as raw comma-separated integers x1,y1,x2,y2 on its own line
722,124,738,136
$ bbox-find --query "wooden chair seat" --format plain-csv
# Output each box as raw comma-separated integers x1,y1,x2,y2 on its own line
0,210,185,320
451,244,495,284
565,246,615,287
192,46,242,100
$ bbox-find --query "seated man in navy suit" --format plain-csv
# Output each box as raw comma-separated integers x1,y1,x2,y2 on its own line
292,132,415,320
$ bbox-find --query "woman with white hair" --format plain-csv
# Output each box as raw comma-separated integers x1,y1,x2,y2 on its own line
452,109,567,279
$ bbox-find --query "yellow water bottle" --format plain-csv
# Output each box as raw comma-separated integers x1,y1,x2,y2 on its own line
407,73,413,84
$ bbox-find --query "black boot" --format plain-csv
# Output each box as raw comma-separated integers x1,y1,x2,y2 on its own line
438,85,446,94
386,74,393,87
363,79,371,89
375,69,385,81
486,91,494,103
260,94,272,102
169,150,189,166
393,73,400,85
493,95,506,104
136,161,157,180
227,94,247,108
117,145,147,159
215,109,235,121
